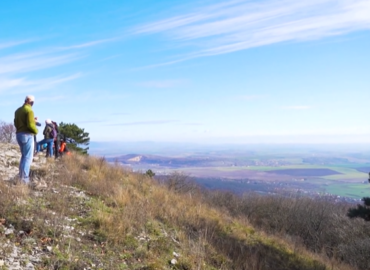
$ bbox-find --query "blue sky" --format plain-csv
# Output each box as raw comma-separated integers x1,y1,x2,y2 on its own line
1,0,369,144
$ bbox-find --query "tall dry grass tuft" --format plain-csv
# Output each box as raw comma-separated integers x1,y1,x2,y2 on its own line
0,180,29,219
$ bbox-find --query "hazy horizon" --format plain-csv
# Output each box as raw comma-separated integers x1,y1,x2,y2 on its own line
89,140,370,156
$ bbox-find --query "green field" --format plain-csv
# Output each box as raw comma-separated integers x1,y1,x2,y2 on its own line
216,164,367,181
185,163,370,199
325,183,370,198
124,148,370,200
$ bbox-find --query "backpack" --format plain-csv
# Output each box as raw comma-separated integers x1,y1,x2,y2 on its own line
49,125,57,139
52,121,59,133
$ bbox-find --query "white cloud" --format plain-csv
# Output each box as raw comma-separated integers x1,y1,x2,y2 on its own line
0,52,79,75
58,38,118,50
136,0,370,57
0,74,81,94
0,37,114,95
0,40,33,50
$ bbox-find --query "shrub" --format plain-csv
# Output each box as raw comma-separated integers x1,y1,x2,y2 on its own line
0,121,16,143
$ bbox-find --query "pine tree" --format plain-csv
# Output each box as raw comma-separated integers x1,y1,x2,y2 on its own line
347,197,370,221
58,122,90,155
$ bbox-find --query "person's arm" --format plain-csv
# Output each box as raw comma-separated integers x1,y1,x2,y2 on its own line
26,110,38,134
34,117,41,127
14,109,18,130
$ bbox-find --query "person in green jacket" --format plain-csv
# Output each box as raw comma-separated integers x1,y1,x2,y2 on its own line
14,95,38,184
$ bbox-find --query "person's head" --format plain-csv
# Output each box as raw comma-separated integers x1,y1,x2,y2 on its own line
25,95,35,106
45,119,52,125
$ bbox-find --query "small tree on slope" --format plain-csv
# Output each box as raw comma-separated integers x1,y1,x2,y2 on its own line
58,122,90,155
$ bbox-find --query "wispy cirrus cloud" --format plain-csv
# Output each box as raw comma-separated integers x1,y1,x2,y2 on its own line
58,38,118,50
0,39,34,50
0,73,82,94
0,50,82,94
0,52,79,75
135,0,370,58
0,37,117,94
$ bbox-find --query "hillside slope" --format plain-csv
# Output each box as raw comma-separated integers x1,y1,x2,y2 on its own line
0,143,356,270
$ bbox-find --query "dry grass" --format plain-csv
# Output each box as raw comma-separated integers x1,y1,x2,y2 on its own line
0,153,361,269
43,154,357,270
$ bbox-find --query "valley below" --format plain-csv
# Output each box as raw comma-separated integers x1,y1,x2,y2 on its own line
104,146,370,201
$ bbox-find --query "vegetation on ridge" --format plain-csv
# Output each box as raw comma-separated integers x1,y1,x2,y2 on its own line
0,152,369,269
58,122,90,155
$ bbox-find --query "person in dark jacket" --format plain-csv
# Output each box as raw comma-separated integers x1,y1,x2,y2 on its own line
52,121,60,158
14,95,38,184
35,119,54,157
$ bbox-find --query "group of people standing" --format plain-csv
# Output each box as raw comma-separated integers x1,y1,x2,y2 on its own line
34,118,59,158
13,95,70,185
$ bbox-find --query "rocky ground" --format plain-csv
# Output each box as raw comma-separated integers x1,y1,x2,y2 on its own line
0,143,48,182
0,143,178,270
0,186,90,270
0,143,95,270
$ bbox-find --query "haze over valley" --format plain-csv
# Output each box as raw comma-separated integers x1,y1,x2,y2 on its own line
89,142,370,200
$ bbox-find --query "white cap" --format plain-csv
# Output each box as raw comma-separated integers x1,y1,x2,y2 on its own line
45,119,52,124
25,95,35,102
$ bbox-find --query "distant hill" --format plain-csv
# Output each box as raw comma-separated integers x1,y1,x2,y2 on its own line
107,154,224,168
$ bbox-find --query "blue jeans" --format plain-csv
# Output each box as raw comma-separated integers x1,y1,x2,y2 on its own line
16,132,34,183
37,139,54,157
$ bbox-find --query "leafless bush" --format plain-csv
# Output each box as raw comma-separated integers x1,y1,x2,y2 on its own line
0,121,16,143
204,190,370,270
162,172,200,195
338,237,370,269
